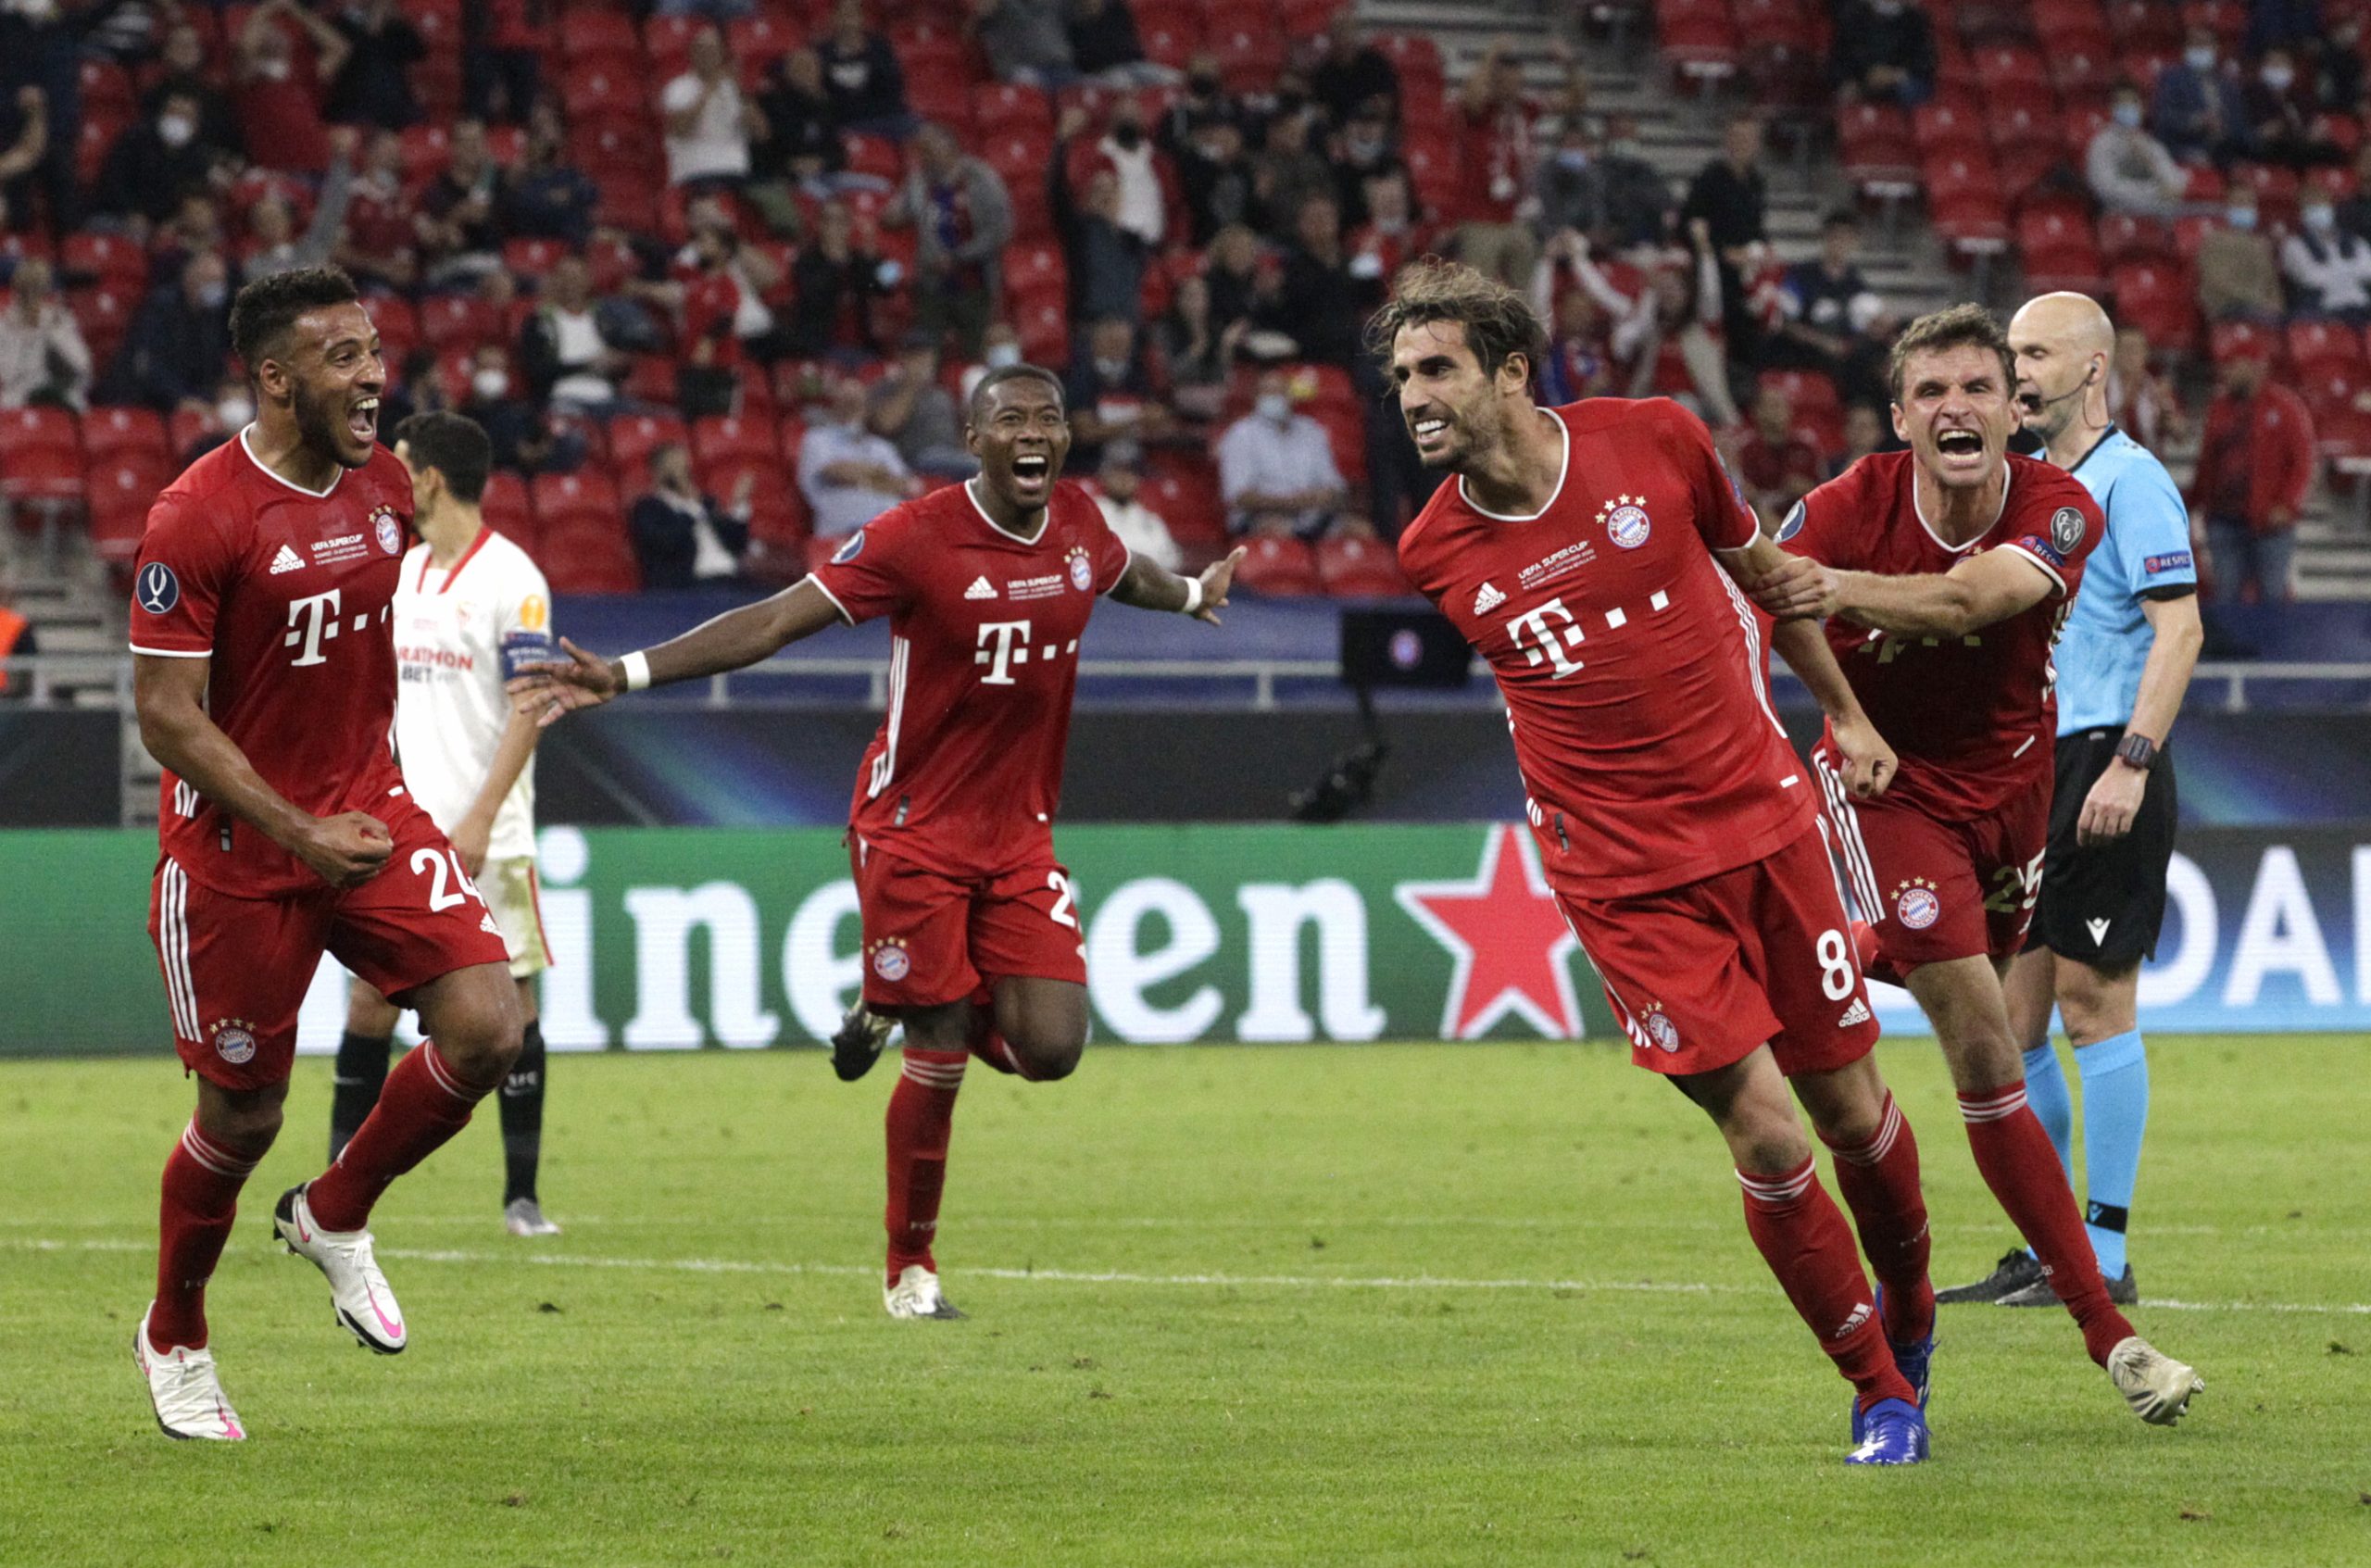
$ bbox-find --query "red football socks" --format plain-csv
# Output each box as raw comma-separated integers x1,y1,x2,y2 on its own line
307,1041,496,1233
1738,1156,1917,1412
1820,1093,1936,1348
885,1047,967,1282
151,1122,262,1351
1959,1084,2137,1364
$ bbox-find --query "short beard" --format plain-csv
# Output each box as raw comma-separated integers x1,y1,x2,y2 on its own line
292,381,368,470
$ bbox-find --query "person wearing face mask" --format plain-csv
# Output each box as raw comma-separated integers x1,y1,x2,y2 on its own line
2241,46,2340,170
95,86,220,229
1061,316,1172,468
1829,0,1936,107
2279,180,2371,322
1329,107,1404,230
2189,344,2314,604
1217,369,1352,539
104,250,234,417
1173,112,1254,245
2151,28,2248,166
2193,184,2284,321
233,0,350,174
139,23,243,157
1533,121,1610,242
2086,84,2189,218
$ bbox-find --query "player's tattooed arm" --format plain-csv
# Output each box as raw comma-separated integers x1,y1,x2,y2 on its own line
1764,618,1896,799
1827,548,2057,639
1107,546,1248,625
507,578,845,724
133,654,392,886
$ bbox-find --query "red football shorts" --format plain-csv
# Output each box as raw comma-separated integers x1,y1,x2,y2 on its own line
1813,746,2050,972
1556,821,1880,1079
849,836,1088,1011
147,796,512,1091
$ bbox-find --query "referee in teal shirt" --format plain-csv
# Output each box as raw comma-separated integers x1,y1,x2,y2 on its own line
1940,294,2205,1309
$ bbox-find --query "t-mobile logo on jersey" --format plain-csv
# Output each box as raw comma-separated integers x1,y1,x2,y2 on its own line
283,590,345,668
1504,599,1586,677
974,620,1034,684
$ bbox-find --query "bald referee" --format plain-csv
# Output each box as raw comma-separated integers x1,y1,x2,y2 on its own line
1940,293,2204,1309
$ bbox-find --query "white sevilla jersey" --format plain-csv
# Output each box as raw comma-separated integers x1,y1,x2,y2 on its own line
391,528,553,862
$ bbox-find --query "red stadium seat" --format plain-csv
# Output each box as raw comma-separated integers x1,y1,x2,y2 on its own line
2288,319,2365,378
1837,102,1918,194
1315,535,1406,596
59,231,148,288
2209,319,2277,367
82,406,169,467
2015,208,2107,295
1373,34,1445,92
1143,452,1226,545
531,470,622,533
561,9,641,61
1139,17,1200,69
85,455,169,558
972,82,1052,137
2111,261,2201,354
539,519,642,595
609,411,693,478
2097,213,2175,268
691,413,786,471
1013,295,1071,367
419,294,505,355
479,472,535,551
68,285,136,368
1911,100,1987,161
727,14,801,78
1758,368,1840,421
1924,155,2012,255
503,237,569,280
1231,534,1322,596
0,407,81,501
842,131,902,182
1207,19,1286,94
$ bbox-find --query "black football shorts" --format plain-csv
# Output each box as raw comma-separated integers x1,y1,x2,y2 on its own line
2028,725,2178,971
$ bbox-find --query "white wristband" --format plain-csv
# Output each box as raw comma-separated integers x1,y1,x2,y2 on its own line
1180,577,1204,617
620,650,652,692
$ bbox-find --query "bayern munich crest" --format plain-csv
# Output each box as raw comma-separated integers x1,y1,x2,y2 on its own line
870,938,910,982
371,506,404,556
210,1019,257,1065
1599,494,1652,549
1642,1007,1681,1052
1895,879,1941,931
1067,546,1094,591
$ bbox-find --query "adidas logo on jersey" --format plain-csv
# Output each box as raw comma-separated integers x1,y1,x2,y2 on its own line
964,576,997,600
480,912,503,936
268,544,307,576
1473,582,1506,614
1837,997,1872,1028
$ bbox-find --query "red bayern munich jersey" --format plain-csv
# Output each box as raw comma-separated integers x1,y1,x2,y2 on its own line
809,478,1132,878
129,433,416,897
1780,449,2104,820
1398,398,1813,899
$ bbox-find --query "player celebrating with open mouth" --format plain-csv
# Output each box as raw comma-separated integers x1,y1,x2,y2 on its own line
512,365,1243,1321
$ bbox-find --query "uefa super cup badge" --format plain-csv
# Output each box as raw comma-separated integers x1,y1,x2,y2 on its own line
1066,546,1094,592
869,937,911,983
371,505,404,556
209,1018,257,1065
1599,495,1651,549
1894,878,1941,930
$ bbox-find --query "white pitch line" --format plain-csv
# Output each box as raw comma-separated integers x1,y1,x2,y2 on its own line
12,1236,2371,1315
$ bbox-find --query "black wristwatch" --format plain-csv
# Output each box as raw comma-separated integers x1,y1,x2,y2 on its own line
2114,733,2158,771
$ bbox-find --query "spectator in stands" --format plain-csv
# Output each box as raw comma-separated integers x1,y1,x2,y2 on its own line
1096,98,1173,248
500,101,600,247
867,330,972,479
140,22,241,159
465,0,547,126
1218,369,1353,539
108,247,230,415
1594,115,1674,250
1311,9,1398,128
1091,439,1183,570
799,375,917,538
1174,113,1255,246
2106,324,2182,451
417,119,504,287
1530,240,1615,405
2197,184,2284,321
0,256,88,408
2247,0,2324,58
2190,344,2314,603
2153,26,2250,166
818,0,915,139
2340,143,2371,241
95,85,218,232
1064,316,1172,467
1535,44,1595,142
2281,182,2371,321
0,0,77,237
1734,384,1825,530
1157,272,1238,422
631,442,754,591
886,121,1014,358
1829,401,1888,479
957,318,1022,404
787,196,888,359
1451,45,1540,290
460,345,582,476
234,0,346,175
972,0,1077,89
1327,105,1404,231
336,128,420,290
757,47,845,194
1613,224,1740,426
1533,119,1612,244
663,26,762,192
675,211,786,416
1347,167,1424,284
1766,208,1889,404
2243,47,2340,169
2311,14,2365,112
324,0,424,131
242,129,355,282
1070,0,1171,88
2087,84,2190,219
1250,107,1336,242
1679,114,1768,353
1055,158,1148,324
1829,0,1936,107
1273,194,1365,367
1205,221,1268,335
157,188,230,270
1165,53,1240,146
520,255,634,410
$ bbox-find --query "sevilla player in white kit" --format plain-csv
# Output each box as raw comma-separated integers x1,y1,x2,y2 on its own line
128,270,521,1440
334,412,564,1238
1378,260,1933,1464
515,366,1244,1320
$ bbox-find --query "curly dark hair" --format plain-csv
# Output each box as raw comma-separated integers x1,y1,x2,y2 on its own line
1888,301,2016,401
228,265,362,372
1365,257,1548,383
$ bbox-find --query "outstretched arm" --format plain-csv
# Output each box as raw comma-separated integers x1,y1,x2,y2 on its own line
507,577,845,724
1829,547,2057,639
1107,546,1247,626
1717,535,1893,798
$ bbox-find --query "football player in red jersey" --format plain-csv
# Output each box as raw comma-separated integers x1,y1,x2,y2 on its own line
1754,304,2203,1424
1379,259,1933,1465
514,366,1243,1320
128,270,522,1440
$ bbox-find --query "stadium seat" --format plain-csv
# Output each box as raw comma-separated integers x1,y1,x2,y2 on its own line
972,82,1052,137
1837,103,1918,194
503,237,570,281
59,231,147,289
82,406,169,467
1139,17,1200,69
419,294,506,356
1143,452,1227,545
609,412,692,477
2209,319,2277,367
1231,534,1322,596
692,414,785,472
539,519,642,595
2015,208,2107,295
1208,18,1286,94
1911,99,1987,161
2097,213,2175,268
1315,535,1406,596
0,407,82,502
2110,261,2201,354
1757,368,1840,423
560,9,641,61
479,472,535,552
2288,319,2365,379
727,14,800,78
531,470,623,535
1923,156,2011,256
85,455,169,557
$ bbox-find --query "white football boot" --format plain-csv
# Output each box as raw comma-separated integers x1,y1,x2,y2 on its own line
2107,1336,2204,1424
504,1198,562,1237
883,1264,966,1320
134,1306,245,1441
273,1184,407,1353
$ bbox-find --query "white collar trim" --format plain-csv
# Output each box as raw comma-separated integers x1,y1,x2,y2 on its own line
1457,408,1569,522
239,424,344,498
1909,454,2009,555
965,476,1049,544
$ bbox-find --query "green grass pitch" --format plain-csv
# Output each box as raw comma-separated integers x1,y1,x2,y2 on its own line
3,1037,2366,1567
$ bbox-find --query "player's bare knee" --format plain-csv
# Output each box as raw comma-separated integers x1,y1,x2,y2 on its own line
1011,1027,1085,1081
197,1085,285,1157
434,995,524,1085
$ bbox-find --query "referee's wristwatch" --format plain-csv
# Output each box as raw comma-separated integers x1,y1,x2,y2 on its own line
2113,732,2159,771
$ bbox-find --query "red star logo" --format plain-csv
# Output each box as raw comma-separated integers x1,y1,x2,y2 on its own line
1395,824,1585,1039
